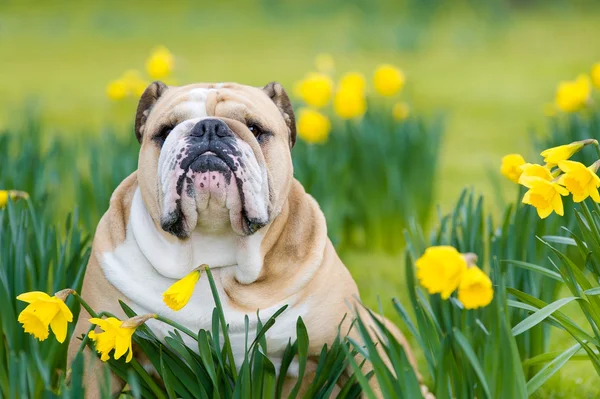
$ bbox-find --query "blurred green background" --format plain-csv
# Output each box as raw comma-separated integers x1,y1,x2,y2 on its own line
2,0,600,396
2,0,600,211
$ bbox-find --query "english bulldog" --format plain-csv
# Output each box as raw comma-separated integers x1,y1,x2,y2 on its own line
67,81,429,397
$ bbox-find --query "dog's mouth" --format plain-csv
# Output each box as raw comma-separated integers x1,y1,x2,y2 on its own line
160,140,268,238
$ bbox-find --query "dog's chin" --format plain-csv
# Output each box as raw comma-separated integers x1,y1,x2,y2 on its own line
160,162,268,238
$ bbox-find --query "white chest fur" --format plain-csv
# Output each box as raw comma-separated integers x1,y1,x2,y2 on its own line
100,189,305,368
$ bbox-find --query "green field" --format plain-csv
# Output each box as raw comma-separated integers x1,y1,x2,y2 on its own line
2,1,600,396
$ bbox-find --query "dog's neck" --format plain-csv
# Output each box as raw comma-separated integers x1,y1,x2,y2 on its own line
130,188,265,283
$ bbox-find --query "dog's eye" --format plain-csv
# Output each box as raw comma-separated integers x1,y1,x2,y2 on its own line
154,125,173,145
248,124,269,143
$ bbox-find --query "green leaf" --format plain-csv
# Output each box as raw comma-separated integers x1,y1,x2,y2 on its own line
526,343,581,395
453,329,491,399
512,297,578,336
502,259,563,282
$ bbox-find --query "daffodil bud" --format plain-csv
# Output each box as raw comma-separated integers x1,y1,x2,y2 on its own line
462,253,478,268
120,314,157,329
54,288,76,302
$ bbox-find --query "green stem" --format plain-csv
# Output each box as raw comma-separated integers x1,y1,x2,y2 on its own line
131,358,168,399
593,141,600,161
73,292,98,318
154,315,198,341
205,267,238,379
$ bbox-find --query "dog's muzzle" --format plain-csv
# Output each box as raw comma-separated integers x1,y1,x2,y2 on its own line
159,118,269,238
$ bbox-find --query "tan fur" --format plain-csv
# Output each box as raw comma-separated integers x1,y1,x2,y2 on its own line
68,82,427,398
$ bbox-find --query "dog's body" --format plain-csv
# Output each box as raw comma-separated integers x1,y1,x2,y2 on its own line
68,81,424,397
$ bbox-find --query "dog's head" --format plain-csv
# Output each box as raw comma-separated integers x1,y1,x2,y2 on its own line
134,82,296,238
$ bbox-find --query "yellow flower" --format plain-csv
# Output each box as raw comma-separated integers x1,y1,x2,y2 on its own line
540,141,588,165
334,88,367,119
591,63,600,89
106,79,128,100
558,160,600,202
392,102,410,121
146,46,174,80
297,108,331,144
17,290,74,343
520,175,569,218
121,70,148,97
519,163,553,181
373,64,405,96
295,73,333,108
458,266,494,310
500,154,526,183
0,190,29,209
89,314,154,363
163,268,202,311
416,246,467,299
314,53,335,74
338,72,367,93
555,74,591,112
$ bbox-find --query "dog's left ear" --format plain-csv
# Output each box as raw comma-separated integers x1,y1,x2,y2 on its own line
263,82,296,148
135,81,168,144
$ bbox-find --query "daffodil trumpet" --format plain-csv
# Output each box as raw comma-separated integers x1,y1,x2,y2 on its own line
162,265,206,311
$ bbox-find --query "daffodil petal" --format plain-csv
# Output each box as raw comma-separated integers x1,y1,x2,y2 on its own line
538,206,553,219
56,299,74,323
50,310,68,343
16,291,52,304
591,187,600,203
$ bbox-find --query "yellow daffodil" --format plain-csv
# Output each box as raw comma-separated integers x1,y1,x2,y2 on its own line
314,53,335,74
121,70,148,97
540,140,595,165
392,102,410,121
297,108,331,144
416,246,467,299
373,64,405,96
519,163,554,180
146,46,174,80
334,88,367,119
338,72,367,93
89,314,154,363
294,73,333,108
558,160,600,202
555,74,592,112
520,175,569,218
500,154,526,183
163,268,203,311
106,79,128,100
0,190,29,209
458,266,494,310
17,289,74,343
591,63,600,89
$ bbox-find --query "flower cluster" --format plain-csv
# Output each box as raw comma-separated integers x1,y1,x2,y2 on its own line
293,55,410,144
416,246,493,310
106,46,175,101
548,62,600,114
16,265,204,364
501,139,600,218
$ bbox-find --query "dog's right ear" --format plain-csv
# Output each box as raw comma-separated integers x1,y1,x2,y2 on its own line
135,81,168,144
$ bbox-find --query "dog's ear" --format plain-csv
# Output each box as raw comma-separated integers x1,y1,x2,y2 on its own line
262,82,296,148
135,81,168,144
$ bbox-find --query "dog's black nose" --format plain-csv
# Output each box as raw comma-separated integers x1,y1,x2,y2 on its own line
190,119,232,140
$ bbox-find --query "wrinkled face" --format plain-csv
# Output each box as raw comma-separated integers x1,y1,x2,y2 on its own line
136,82,295,238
